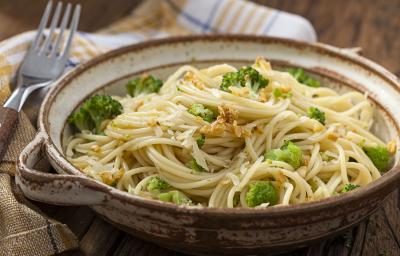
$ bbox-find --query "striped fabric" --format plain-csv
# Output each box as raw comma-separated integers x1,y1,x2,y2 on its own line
0,0,316,103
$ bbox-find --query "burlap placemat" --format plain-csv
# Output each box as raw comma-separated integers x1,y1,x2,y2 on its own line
0,111,79,255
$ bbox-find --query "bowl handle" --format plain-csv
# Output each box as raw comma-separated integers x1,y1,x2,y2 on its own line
16,132,111,206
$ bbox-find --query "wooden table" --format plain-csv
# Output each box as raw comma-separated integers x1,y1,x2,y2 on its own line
3,0,399,255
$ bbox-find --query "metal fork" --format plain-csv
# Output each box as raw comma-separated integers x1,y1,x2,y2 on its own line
0,1,81,160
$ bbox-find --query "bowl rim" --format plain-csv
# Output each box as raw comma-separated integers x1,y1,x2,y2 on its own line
38,34,400,216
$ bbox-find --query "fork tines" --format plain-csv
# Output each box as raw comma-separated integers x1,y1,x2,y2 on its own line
31,0,81,59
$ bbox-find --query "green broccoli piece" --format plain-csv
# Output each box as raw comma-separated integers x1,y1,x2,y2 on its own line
273,88,292,99
220,71,241,92
126,75,163,97
308,107,326,125
288,68,320,88
158,190,192,205
341,183,360,193
68,95,123,134
363,146,391,172
265,141,303,169
170,191,192,204
239,67,269,92
187,103,216,123
220,66,269,93
246,181,278,207
83,95,123,133
68,108,94,132
157,192,172,202
196,134,205,148
189,158,205,172
273,88,282,98
147,176,171,193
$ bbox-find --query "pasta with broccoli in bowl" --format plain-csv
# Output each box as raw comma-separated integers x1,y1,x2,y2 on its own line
66,58,395,208
16,36,400,254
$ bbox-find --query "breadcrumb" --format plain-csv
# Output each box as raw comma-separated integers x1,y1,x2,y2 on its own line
230,86,250,98
200,122,225,136
258,87,269,102
255,57,272,71
184,71,206,90
147,119,157,127
91,145,101,153
327,133,338,141
217,104,239,124
387,140,397,154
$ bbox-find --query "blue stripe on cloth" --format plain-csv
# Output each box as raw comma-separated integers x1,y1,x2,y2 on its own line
262,10,280,34
201,0,224,32
66,59,78,67
165,0,217,32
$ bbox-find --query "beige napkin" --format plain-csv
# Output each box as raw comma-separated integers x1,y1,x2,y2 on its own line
0,100,78,255
0,1,316,255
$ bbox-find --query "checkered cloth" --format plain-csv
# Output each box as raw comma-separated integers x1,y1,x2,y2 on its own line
0,0,316,255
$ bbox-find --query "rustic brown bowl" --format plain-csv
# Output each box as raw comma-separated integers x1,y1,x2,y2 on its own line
16,35,400,255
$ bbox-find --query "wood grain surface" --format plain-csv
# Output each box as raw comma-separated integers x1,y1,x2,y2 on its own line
1,0,399,255
253,0,400,77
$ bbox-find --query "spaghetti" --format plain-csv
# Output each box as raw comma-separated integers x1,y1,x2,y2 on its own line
66,58,395,208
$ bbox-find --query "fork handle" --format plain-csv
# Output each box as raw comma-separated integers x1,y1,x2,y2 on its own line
0,107,19,161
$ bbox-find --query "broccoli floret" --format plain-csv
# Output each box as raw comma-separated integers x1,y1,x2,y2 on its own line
246,181,278,207
220,71,241,92
68,95,123,134
265,141,302,169
341,183,360,193
196,134,205,148
147,176,171,193
187,103,216,123
68,107,94,132
126,75,163,97
189,158,205,172
158,191,172,202
158,190,192,205
308,107,326,125
363,146,391,172
273,88,292,99
239,66,269,92
288,68,320,88
220,66,269,93
83,95,123,134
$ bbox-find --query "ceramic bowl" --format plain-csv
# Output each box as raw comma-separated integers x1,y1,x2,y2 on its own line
16,36,400,255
